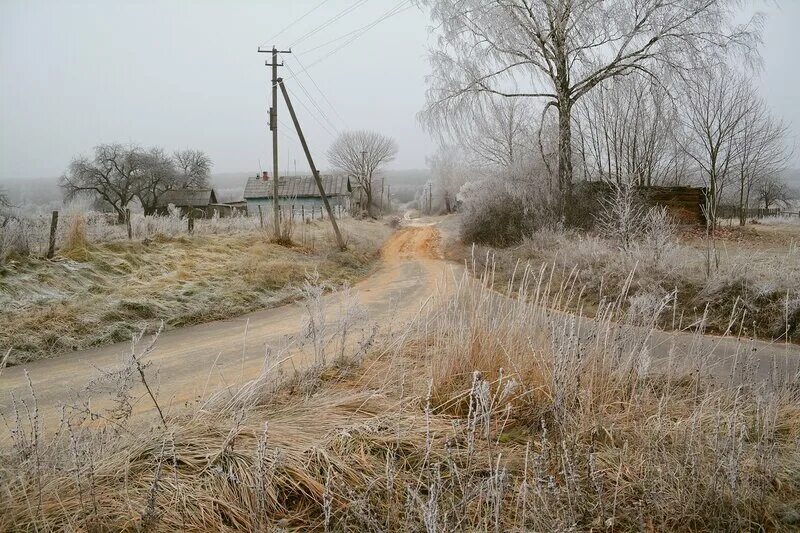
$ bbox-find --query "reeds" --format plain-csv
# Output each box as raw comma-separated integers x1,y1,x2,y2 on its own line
2,263,798,531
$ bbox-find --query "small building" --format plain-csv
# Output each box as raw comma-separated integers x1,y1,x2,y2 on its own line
155,188,240,218
243,173,351,216
582,182,707,225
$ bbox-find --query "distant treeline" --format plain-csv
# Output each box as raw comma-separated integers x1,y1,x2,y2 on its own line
0,168,433,212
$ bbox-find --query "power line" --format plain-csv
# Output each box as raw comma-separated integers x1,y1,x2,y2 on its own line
284,85,337,138
302,0,413,56
285,63,340,133
260,0,334,48
283,1,415,84
292,54,347,126
288,0,371,49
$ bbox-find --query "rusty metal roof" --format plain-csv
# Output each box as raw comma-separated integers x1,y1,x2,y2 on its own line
243,175,350,200
156,188,218,207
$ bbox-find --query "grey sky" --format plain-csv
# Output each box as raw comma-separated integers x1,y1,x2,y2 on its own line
1,1,798,180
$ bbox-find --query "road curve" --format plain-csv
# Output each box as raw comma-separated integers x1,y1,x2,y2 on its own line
1,222,799,435
0,226,454,431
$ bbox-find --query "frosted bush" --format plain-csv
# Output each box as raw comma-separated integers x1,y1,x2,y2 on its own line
596,182,646,251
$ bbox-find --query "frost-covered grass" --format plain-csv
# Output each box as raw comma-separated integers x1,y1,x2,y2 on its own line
2,266,798,531
0,218,390,364
0,210,315,260
758,213,800,226
461,221,800,343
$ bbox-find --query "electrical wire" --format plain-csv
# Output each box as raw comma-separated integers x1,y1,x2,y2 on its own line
292,54,347,126
285,63,340,133
282,1,415,84
260,0,334,48
288,0,371,49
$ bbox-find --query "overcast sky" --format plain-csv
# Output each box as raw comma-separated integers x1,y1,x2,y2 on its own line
1,0,798,180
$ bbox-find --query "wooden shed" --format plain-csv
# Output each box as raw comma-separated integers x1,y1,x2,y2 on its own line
582,182,707,225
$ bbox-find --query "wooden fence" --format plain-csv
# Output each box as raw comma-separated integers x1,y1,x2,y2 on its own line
716,206,794,220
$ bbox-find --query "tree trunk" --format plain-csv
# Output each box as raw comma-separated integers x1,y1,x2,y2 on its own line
557,101,574,217
738,176,746,227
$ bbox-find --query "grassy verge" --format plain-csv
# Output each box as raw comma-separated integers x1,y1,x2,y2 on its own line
1,269,798,531
451,222,800,344
0,219,391,365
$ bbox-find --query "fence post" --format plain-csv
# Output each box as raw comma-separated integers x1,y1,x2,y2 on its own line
188,210,194,234
125,209,132,240
47,210,58,259
257,205,264,228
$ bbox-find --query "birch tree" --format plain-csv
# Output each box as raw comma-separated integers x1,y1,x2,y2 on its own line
419,0,762,211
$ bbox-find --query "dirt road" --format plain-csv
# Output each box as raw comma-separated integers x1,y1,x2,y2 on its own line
1,222,798,433
0,226,451,430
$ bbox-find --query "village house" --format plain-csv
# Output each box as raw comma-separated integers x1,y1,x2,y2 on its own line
243,172,351,216
155,188,242,218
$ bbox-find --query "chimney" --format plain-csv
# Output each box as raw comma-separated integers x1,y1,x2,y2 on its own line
261,171,270,182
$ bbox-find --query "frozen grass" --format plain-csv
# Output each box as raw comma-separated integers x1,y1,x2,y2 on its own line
1,263,798,531
461,221,800,344
758,214,800,226
0,209,347,261
0,218,391,365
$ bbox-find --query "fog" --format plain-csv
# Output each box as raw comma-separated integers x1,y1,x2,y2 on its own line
1,0,798,182
0,1,431,180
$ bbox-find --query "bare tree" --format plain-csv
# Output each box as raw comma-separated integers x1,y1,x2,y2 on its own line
61,144,145,223
419,0,761,209
136,148,179,216
173,149,212,189
575,74,685,186
327,131,398,216
0,189,12,227
756,175,792,211
427,145,466,213
679,68,757,228
732,98,790,224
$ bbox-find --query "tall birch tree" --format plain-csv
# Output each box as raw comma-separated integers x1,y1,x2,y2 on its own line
419,0,762,212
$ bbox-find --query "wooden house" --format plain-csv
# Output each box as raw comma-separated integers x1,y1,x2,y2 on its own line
243,173,351,216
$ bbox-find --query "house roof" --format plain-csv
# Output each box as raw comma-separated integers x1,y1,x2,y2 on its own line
243,175,350,200
157,188,218,208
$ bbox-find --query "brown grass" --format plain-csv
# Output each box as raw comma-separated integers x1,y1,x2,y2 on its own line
1,267,798,531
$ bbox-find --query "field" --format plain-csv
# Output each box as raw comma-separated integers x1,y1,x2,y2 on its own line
457,216,800,344
1,242,798,531
0,216,391,365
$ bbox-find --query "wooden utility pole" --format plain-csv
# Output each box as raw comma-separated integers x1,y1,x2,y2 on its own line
277,78,346,250
259,45,291,240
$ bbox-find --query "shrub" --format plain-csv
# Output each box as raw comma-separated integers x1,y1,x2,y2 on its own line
460,179,553,247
